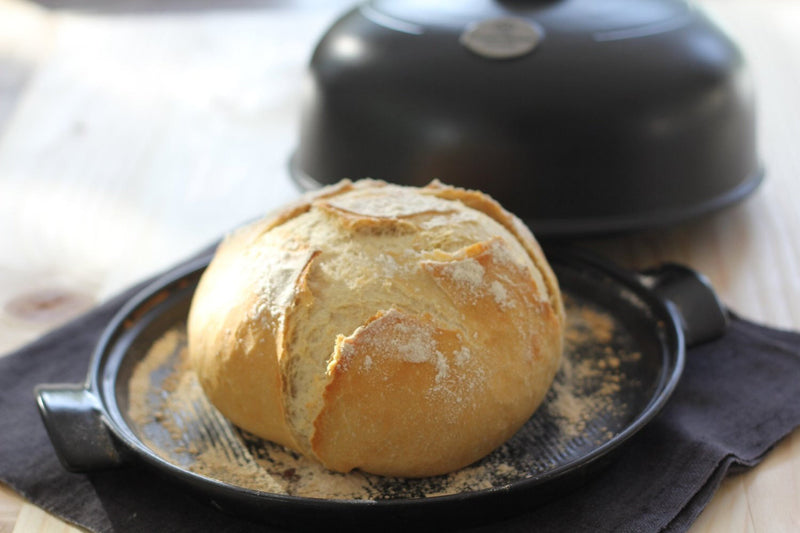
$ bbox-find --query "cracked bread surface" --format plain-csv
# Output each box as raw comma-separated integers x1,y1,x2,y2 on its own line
187,179,564,477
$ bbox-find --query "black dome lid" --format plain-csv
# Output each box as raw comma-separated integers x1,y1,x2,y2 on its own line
291,0,761,237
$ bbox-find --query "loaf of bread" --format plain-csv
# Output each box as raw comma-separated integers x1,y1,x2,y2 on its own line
187,179,564,477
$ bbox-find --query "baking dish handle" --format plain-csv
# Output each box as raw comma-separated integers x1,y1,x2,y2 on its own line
637,264,729,347
35,384,128,472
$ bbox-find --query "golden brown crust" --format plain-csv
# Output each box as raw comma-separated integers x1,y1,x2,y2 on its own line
312,309,489,477
188,179,564,477
187,232,304,451
280,249,321,454
422,180,565,326
311,236,562,476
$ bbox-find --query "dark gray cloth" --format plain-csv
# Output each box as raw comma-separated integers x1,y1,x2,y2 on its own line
1,248,799,532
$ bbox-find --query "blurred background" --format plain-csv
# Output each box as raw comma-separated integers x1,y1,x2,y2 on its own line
1,0,799,530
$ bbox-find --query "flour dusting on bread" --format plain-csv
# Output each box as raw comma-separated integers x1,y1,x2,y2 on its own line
187,179,564,477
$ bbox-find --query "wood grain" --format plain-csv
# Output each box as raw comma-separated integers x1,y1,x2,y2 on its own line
13,505,80,533
0,0,797,531
0,485,21,533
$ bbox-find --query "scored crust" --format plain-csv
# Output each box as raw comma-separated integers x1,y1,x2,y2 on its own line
187,179,564,477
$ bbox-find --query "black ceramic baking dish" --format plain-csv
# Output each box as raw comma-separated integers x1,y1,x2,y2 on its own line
35,248,727,531
290,0,761,237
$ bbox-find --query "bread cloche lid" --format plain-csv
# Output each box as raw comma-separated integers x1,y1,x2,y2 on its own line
290,0,762,237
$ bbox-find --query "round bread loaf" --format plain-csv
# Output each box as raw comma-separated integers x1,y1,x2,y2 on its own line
187,179,564,477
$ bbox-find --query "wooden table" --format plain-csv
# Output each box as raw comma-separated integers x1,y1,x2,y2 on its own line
1,0,798,530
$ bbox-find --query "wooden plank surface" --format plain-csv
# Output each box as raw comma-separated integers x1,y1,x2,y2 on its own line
0,485,23,533
0,0,798,531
